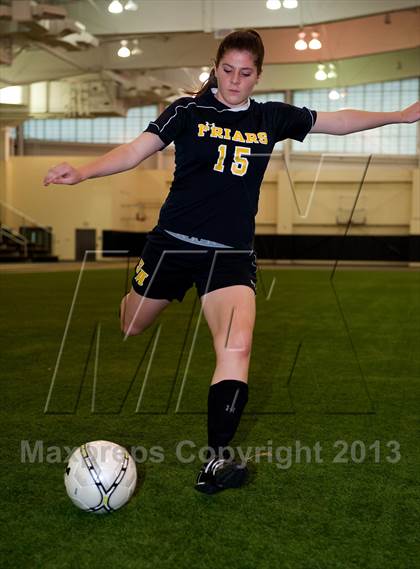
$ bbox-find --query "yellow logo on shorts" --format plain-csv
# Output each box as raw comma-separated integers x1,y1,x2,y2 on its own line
134,258,149,287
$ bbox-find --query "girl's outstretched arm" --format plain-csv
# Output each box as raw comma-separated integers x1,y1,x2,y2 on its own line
310,101,420,135
43,132,165,186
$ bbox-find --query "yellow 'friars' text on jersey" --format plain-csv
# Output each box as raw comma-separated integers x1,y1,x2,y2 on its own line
145,89,316,249
196,122,269,145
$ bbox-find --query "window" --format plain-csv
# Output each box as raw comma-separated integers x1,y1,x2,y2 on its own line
61,119,77,141
23,105,158,144
292,78,419,155
125,106,157,141
253,91,286,151
253,92,285,104
76,119,92,143
44,119,60,141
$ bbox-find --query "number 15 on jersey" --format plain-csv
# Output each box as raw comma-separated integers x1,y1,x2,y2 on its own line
213,145,251,177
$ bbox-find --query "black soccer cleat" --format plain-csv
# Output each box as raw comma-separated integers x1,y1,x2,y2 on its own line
194,457,248,495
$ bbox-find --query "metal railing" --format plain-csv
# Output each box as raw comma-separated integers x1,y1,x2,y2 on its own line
0,200,54,258
0,222,28,257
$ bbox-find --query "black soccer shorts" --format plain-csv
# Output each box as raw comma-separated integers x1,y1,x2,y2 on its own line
131,227,257,302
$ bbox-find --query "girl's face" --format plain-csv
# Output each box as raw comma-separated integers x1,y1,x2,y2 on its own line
214,49,260,107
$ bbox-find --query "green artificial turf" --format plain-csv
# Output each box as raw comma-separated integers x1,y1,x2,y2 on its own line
0,265,419,569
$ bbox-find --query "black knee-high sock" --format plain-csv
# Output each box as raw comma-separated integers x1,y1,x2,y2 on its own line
207,379,248,460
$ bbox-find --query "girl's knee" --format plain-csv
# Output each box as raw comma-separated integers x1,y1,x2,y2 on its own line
214,331,253,359
121,321,142,336
120,313,149,336
120,296,144,336
119,290,169,337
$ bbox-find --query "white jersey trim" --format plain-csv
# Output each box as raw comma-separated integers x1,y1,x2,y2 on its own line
149,97,251,137
306,107,315,129
150,98,314,139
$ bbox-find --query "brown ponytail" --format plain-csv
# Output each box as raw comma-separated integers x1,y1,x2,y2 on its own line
189,29,265,98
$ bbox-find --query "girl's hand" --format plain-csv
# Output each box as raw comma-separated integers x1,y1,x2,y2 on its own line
43,162,84,186
400,101,420,124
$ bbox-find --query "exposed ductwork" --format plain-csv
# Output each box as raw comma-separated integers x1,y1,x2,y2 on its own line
0,0,99,64
0,1,418,123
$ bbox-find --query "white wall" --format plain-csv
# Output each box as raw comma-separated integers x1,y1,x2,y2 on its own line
1,153,419,260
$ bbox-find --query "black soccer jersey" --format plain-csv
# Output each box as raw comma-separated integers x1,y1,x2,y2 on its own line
145,89,316,249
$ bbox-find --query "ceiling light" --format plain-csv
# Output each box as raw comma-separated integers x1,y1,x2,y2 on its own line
117,39,131,57
124,0,138,11
131,39,142,55
327,63,337,78
328,89,340,101
315,64,327,81
199,67,210,83
308,31,322,50
283,0,298,8
108,1,123,14
266,0,281,10
294,31,307,51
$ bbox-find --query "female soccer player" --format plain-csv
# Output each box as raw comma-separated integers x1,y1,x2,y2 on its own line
44,29,419,495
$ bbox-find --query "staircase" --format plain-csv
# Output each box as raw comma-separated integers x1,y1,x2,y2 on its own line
0,223,58,263
0,223,27,261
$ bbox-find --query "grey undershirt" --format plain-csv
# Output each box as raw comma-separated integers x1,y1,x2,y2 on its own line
164,229,233,248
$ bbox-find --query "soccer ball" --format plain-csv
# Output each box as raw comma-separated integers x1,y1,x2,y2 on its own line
64,440,137,514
